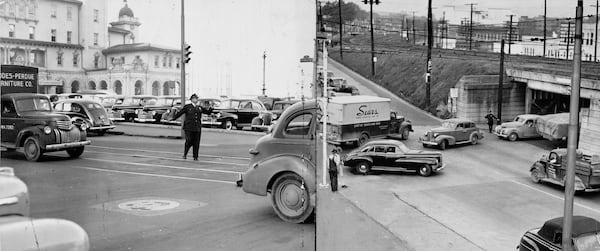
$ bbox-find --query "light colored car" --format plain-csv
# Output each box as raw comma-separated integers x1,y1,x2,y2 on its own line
494,114,541,141
0,167,89,250
419,118,484,150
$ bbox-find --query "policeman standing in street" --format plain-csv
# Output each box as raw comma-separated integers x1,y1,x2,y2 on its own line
484,110,498,133
171,94,213,160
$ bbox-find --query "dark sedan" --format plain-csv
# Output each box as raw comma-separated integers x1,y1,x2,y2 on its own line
135,96,181,123
111,95,158,122
344,140,445,176
54,99,115,135
518,216,600,251
208,99,267,130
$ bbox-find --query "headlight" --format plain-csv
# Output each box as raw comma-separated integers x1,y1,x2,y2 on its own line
501,129,506,134
433,133,439,138
80,122,88,131
43,126,52,134
215,113,221,118
151,111,157,116
119,110,125,115
272,114,278,120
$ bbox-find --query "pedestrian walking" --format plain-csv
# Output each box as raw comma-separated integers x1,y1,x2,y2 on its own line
328,149,340,192
484,110,498,133
171,94,213,160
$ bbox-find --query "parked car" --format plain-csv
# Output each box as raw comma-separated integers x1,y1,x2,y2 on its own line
0,167,89,250
1,93,91,161
54,99,116,135
86,95,125,122
344,140,445,176
530,148,600,192
251,100,299,131
162,98,221,125
518,216,600,251
419,118,484,150
135,96,181,123
49,93,83,103
208,98,267,130
494,114,541,141
111,95,158,122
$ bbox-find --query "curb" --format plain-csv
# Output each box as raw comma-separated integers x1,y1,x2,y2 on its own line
114,122,267,136
329,58,442,123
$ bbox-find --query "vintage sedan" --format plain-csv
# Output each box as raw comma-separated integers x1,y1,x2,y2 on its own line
135,96,181,123
86,95,125,122
419,118,484,150
344,140,445,176
0,167,89,250
518,216,600,251
54,99,116,135
112,95,158,122
494,114,541,141
251,100,299,131
530,149,600,192
208,99,267,130
162,98,221,125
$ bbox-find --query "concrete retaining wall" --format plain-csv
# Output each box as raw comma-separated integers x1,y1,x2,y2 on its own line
579,98,600,154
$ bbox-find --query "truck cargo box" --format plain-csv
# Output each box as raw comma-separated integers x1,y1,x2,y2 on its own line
535,113,569,141
327,96,390,125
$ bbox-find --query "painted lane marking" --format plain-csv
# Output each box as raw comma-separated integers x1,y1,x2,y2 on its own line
511,180,600,215
83,157,243,175
68,165,236,185
86,150,247,167
87,145,250,160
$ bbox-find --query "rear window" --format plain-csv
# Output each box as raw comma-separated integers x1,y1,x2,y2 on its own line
87,103,103,109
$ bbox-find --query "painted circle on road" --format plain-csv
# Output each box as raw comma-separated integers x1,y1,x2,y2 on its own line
118,199,181,212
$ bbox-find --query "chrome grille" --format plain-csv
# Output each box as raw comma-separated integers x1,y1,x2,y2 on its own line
56,120,73,130
54,129,81,143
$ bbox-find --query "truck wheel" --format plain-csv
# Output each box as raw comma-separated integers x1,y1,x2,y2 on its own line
470,135,479,145
508,133,518,142
357,133,369,146
67,147,85,158
355,161,371,175
223,120,233,130
23,137,43,162
530,169,541,183
418,164,433,177
271,173,314,223
401,128,410,140
439,140,447,150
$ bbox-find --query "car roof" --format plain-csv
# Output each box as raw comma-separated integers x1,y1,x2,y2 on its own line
2,93,49,99
55,99,102,105
362,140,406,148
127,95,157,99
274,100,299,104
539,216,600,241
444,118,474,123
516,114,541,120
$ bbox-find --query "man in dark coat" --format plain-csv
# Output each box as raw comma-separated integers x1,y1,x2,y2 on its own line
484,110,498,133
328,149,339,192
171,94,213,160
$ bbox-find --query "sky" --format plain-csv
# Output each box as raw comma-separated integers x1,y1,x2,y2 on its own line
107,0,598,98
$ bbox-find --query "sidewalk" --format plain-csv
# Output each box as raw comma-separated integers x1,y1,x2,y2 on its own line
316,142,410,251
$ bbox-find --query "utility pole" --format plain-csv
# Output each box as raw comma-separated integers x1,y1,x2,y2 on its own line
262,51,266,96
465,3,477,50
593,0,599,62
363,0,380,76
426,0,432,110
498,39,505,122
412,11,416,45
567,21,572,60
179,0,186,138
543,0,547,57
508,14,514,54
339,0,343,60
562,1,583,250
441,11,446,48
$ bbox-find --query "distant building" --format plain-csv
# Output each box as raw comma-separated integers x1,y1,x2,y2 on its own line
0,0,181,96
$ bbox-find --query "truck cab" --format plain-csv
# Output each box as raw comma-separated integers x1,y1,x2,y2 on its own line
1,94,90,161
239,100,319,223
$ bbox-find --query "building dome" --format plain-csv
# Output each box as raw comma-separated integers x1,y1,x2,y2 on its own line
119,4,134,18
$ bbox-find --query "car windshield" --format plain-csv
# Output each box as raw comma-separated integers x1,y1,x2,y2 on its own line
514,116,526,123
16,97,52,112
217,100,240,109
441,121,457,128
273,103,292,110
86,103,104,110
574,233,600,251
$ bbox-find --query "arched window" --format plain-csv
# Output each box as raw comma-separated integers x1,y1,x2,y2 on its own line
114,80,122,95
71,80,80,93
134,80,143,95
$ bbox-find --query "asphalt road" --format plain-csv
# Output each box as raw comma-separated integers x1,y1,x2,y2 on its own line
1,131,314,251
328,59,600,250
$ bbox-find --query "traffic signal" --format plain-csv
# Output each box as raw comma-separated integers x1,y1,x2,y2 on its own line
184,44,192,64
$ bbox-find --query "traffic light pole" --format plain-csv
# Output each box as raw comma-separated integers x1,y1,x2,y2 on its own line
180,0,186,137
426,0,432,110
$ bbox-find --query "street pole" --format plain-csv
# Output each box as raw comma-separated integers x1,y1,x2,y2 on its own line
562,1,583,250
567,21,571,60
370,1,375,76
180,0,186,137
339,0,343,61
498,39,505,122
543,0,547,57
321,41,328,189
262,51,266,96
412,11,416,45
465,3,477,50
426,0,432,110
508,15,514,55
593,0,599,62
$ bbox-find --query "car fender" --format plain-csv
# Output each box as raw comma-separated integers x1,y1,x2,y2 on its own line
469,131,483,140
242,154,315,197
505,128,520,137
435,135,456,145
0,216,89,251
15,126,45,148
396,157,437,165
400,121,413,132
346,156,373,166
217,111,238,121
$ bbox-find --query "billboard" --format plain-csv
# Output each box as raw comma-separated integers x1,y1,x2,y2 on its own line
0,65,39,94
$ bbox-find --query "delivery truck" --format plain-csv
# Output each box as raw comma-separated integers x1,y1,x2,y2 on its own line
535,113,570,141
326,95,412,146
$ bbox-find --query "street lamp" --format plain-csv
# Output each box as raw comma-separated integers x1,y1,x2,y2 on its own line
362,0,380,76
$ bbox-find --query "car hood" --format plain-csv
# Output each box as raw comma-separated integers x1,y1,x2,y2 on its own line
499,122,522,128
19,111,70,121
429,127,455,133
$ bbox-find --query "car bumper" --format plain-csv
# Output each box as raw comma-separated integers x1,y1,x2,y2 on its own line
45,140,91,151
89,125,115,131
134,118,156,122
202,120,222,126
494,132,509,138
419,138,439,146
434,163,446,172
108,117,125,121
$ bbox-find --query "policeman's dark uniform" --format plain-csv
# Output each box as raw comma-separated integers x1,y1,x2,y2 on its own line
172,95,212,160
484,112,498,133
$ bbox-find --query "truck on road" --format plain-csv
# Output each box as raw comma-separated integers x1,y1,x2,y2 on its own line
535,113,570,141
326,96,412,146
